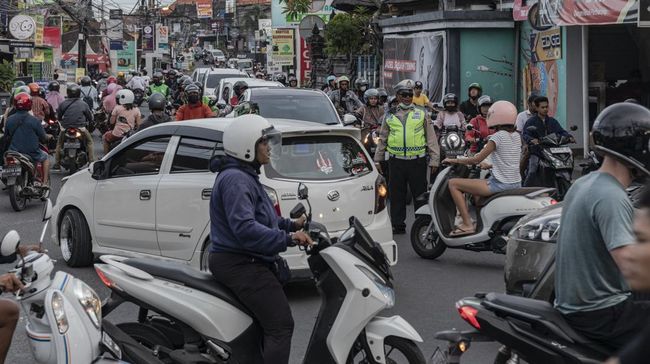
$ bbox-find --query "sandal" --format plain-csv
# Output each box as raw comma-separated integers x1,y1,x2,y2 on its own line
450,225,476,237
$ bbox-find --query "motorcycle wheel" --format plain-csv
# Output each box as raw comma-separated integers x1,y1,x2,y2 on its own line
117,322,174,350
410,215,447,259
556,178,571,201
347,336,425,364
60,209,94,267
9,176,27,211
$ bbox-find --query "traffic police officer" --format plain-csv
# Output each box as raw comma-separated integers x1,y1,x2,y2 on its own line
374,79,440,234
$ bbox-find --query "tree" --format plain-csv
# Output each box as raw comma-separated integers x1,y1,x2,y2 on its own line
0,60,16,93
278,0,311,22
324,8,375,76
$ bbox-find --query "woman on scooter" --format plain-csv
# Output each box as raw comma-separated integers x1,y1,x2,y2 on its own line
102,89,141,154
208,114,312,364
443,100,521,236
465,95,495,155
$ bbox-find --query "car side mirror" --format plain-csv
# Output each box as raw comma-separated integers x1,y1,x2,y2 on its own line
1,230,20,257
569,125,578,131
289,203,306,219
298,183,309,200
90,160,105,180
343,114,357,126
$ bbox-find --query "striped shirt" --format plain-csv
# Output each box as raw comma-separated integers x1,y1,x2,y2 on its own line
489,130,522,184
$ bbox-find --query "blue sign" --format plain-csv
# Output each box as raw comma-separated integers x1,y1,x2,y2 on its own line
110,40,123,50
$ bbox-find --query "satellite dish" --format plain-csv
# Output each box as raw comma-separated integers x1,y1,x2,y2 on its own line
299,15,325,39
310,0,326,12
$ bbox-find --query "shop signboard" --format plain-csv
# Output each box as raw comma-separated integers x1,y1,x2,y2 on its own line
300,38,310,83
271,0,335,27
33,15,44,46
43,27,61,48
116,40,136,72
142,25,154,51
9,15,36,40
197,0,214,18
530,27,562,62
514,0,639,26
272,28,294,66
157,24,169,51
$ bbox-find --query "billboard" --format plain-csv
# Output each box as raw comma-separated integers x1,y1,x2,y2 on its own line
383,32,445,101
196,0,213,18
514,0,638,26
272,28,295,66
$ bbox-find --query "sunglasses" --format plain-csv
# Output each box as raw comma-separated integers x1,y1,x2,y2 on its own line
399,92,414,98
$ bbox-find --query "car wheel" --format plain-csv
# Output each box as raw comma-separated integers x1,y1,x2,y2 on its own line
59,208,94,267
200,241,212,272
410,215,447,259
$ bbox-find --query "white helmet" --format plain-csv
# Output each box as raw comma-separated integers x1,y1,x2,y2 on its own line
116,89,134,105
223,115,282,163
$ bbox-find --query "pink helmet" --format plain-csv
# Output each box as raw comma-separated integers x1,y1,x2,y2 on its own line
106,83,118,95
486,100,517,128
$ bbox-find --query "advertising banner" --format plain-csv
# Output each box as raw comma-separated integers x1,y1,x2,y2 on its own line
530,27,562,62
43,27,61,48
300,38,310,83
107,19,123,41
116,40,136,72
272,28,295,66
157,24,169,50
272,0,334,26
142,25,154,51
225,0,236,14
383,32,445,101
197,0,214,18
34,15,44,46
514,0,638,25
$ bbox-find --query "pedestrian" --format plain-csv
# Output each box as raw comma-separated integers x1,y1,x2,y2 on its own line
374,79,440,234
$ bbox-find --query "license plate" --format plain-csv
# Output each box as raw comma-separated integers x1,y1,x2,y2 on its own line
101,331,122,359
1,166,20,177
550,147,571,154
63,142,80,149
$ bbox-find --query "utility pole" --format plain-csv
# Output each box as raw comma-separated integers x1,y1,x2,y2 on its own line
55,0,91,72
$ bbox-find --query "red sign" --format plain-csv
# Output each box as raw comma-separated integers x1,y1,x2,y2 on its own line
512,0,532,21
384,59,417,72
43,27,61,48
513,0,638,25
300,38,310,84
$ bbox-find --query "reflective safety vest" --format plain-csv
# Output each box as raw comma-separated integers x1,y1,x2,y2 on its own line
203,95,218,113
385,108,427,157
149,84,169,98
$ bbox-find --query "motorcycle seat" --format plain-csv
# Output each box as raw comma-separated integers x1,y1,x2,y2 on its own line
484,293,608,352
475,188,546,207
123,258,252,316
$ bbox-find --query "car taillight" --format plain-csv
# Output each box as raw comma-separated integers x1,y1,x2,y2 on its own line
374,175,388,213
263,185,281,216
457,303,480,329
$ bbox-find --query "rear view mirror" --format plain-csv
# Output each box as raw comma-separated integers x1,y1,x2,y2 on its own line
90,160,105,180
343,114,357,126
298,183,309,200
289,203,306,219
569,125,578,131
1,230,20,257
466,124,474,131
42,199,52,221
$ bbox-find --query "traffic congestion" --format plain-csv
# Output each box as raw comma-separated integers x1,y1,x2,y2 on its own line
0,51,649,364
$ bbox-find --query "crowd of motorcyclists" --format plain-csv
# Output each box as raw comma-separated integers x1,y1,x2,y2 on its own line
2,62,650,364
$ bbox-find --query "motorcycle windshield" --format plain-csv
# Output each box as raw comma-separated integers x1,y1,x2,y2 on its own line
339,217,393,284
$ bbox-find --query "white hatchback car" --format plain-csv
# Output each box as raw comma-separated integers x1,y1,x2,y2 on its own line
51,118,396,276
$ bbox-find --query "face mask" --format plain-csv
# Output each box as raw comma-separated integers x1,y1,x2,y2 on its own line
360,86,367,92
399,103,414,109
188,94,200,104
155,80,162,86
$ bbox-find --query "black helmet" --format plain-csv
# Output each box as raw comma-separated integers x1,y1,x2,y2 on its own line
592,102,650,176
355,78,369,91
233,81,248,96
377,88,388,100
67,84,81,98
184,84,200,95
100,72,109,78
443,93,458,105
414,81,423,89
148,93,166,111
48,81,60,92
181,78,194,89
275,74,286,84
80,76,92,86
153,72,163,79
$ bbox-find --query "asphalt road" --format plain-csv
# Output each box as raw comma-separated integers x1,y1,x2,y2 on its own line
0,126,505,363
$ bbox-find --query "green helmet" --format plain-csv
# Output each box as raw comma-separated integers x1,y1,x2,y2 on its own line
468,82,482,98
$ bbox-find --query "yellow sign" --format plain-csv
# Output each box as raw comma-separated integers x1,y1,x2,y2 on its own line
32,49,44,62
532,28,562,62
272,28,295,66
75,68,86,81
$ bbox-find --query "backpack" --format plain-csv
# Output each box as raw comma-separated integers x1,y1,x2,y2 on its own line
81,88,95,110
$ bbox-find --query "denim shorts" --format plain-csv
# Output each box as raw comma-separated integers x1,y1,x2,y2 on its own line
26,149,48,163
487,176,521,194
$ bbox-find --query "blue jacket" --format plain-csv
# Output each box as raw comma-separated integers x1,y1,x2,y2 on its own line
209,156,294,262
523,115,570,155
6,110,46,161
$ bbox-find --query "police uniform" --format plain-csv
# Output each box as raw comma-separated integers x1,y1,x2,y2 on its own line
374,79,440,233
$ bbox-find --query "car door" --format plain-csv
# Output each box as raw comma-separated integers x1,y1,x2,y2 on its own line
156,136,221,261
93,136,173,255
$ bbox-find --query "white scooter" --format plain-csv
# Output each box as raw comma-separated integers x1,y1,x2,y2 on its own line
0,200,132,363
94,184,426,364
411,165,556,259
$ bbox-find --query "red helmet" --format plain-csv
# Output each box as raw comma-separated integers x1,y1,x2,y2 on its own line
107,76,117,84
28,82,40,95
14,92,32,110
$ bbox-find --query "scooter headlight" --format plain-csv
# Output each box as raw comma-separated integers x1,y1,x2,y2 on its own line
371,131,380,145
74,280,102,329
357,265,395,308
51,292,69,334
516,214,562,243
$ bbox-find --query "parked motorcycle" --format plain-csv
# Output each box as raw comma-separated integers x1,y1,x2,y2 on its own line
523,125,578,200
60,127,88,174
2,146,50,211
41,118,60,154
0,200,133,363
94,184,426,364
410,164,556,259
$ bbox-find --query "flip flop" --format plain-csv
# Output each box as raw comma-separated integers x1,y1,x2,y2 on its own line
450,226,475,237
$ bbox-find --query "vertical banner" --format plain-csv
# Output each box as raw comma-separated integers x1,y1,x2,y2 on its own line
156,23,169,50
271,28,295,66
107,9,123,42
225,0,236,14
300,38,310,83
196,0,214,18
33,15,44,46
383,32,445,101
142,25,154,51
43,27,61,48
116,40,136,72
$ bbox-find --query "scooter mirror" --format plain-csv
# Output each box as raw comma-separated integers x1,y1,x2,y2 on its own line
298,183,309,200
1,230,20,257
466,124,474,131
42,199,53,221
289,203,306,219
570,125,578,131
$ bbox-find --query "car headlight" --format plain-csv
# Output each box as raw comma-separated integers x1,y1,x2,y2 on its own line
357,265,395,308
74,280,102,329
51,292,69,334
515,214,562,242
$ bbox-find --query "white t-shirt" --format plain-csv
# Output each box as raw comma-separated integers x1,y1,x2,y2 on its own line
489,130,522,184
515,110,532,133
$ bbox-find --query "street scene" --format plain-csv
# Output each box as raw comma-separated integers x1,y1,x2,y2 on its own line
1,0,650,363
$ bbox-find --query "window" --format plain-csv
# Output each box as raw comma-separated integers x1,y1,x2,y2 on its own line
171,138,222,173
265,136,372,181
251,93,339,125
109,137,170,177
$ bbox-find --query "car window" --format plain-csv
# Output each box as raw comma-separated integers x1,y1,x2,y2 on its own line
171,137,222,173
265,135,372,181
205,74,230,88
251,93,339,125
109,137,170,177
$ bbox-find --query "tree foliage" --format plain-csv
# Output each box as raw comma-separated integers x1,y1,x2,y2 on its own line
324,8,374,58
0,60,15,93
278,0,311,22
